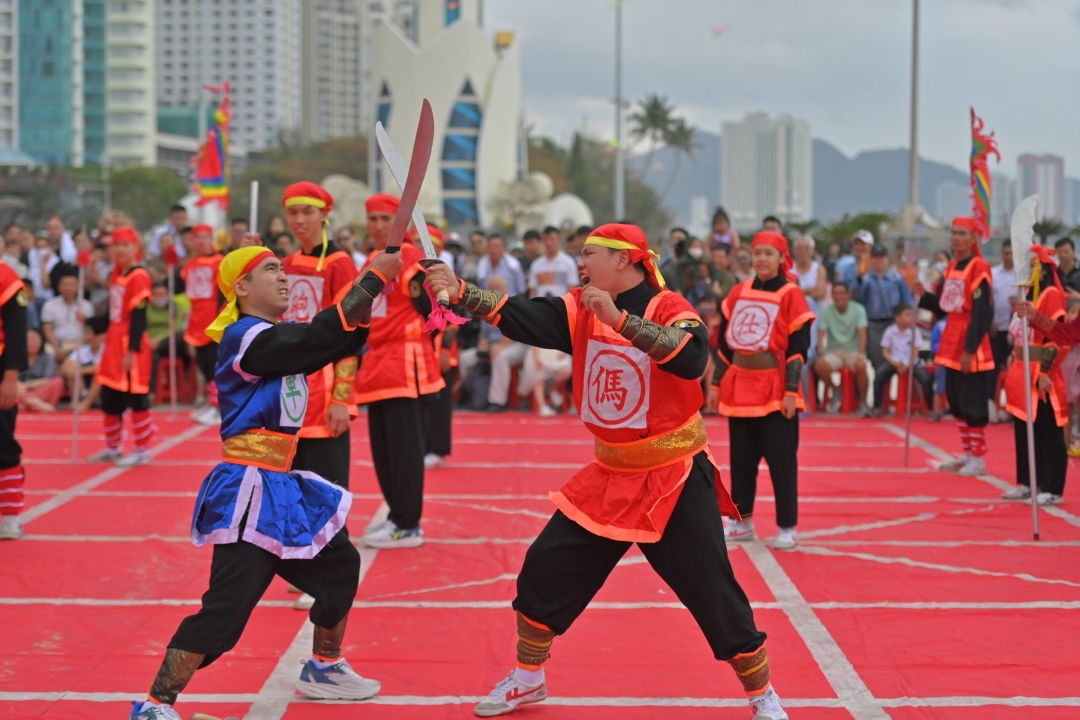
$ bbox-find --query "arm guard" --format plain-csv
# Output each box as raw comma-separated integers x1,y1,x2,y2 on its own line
616,312,689,363
785,357,804,394
711,354,729,389
457,280,506,320
1029,311,1057,337
332,357,358,403
338,272,387,328
1040,344,1058,375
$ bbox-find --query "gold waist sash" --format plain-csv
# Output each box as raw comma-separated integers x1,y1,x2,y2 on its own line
222,429,298,472
1013,345,1046,362
593,414,709,473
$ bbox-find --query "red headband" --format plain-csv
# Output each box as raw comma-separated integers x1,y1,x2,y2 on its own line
192,224,214,236
366,193,400,216
952,217,983,256
751,231,795,279
111,226,140,246
282,181,334,211
1031,245,1064,295
585,223,665,290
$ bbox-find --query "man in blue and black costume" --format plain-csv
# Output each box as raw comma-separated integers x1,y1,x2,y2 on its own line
129,245,403,720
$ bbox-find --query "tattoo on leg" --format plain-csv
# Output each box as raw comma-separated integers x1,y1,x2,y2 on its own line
149,648,205,705
312,615,348,660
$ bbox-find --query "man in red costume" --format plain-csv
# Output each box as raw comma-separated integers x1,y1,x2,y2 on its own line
183,224,224,426
917,217,994,476
89,227,155,467
425,224,788,720
0,262,28,539
354,194,445,549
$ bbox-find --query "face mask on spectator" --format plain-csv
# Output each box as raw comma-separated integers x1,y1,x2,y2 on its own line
151,297,168,309
934,260,947,273
687,246,704,259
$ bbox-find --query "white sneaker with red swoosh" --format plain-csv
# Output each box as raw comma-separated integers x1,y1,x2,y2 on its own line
473,671,548,717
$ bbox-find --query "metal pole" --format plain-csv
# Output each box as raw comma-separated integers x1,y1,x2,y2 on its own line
613,0,625,221
249,180,259,239
906,0,920,227
1021,317,1040,540
71,266,86,462
197,0,209,142
903,323,916,467
167,270,178,421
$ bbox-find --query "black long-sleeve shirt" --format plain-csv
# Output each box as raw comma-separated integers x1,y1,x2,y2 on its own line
715,275,811,364
0,289,28,373
918,255,992,353
484,280,711,380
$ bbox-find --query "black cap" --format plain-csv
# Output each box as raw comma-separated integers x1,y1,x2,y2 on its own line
870,244,889,257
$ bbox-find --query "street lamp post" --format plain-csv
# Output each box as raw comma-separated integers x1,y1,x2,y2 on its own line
905,0,920,230
613,0,625,221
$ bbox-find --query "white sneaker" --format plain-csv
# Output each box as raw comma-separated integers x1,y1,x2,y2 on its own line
0,515,22,540
957,456,986,477
424,453,446,469
749,687,789,719
1002,486,1031,500
1037,492,1064,506
725,519,756,542
362,519,387,537
538,404,556,418
193,405,221,426
296,658,381,700
473,671,548,717
286,583,303,594
938,453,971,473
363,520,424,549
129,700,183,720
116,449,151,468
87,447,122,463
772,527,797,551
549,389,565,409
293,593,315,611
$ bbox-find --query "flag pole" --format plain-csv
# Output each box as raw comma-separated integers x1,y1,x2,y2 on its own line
1021,315,1040,540
249,180,259,240
903,322,916,467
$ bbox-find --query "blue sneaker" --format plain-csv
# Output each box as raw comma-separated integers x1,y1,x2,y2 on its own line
128,701,181,720
362,520,423,549
296,658,381,700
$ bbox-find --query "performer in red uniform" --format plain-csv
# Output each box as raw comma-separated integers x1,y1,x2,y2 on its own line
1007,246,1069,505
917,217,994,476
422,223,458,468
708,231,814,551
0,263,28,540
425,224,788,720
182,224,224,426
89,227,155,467
354,194,444,549
280,182,359,489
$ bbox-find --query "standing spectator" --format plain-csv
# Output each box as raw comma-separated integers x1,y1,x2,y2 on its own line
851,244,913,370
262,215,286,245
678,238,712,306
793,236,826,315
709,208,740,249
477,234,526,295
1,234,28,279
871,303,933,417
732,245,753,282
660,230,687,290
709,244,738,301
463,230,487,283
990,239,1019,422
565,225,591,261
272,232,296,258
27,233,60,306
4,223,28,266
814,283,870,413
41,271,93,362
529,227,579,298
823,242,842,284
761,215,783,234
149,205,188,259
837,230,874,288
928,250,951,285
229,218,252,251
44,216,78,263
520,229,542,274
87,238,114,314
18,329,65,412
1055,237,1080,295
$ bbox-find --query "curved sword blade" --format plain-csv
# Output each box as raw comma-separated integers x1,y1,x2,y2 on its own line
376,120,437,259
384,99,434,253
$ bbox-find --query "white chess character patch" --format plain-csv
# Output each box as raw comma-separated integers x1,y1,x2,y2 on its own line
1008,313,1035,346
109,284,125,323
282,276,325,324
581,341,650,429
279,373,308,427
726,299,780,352
940,278,966,313
186,266,216,300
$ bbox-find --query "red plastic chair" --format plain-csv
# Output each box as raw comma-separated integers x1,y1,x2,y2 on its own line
155,357,197,405
883,370,928,416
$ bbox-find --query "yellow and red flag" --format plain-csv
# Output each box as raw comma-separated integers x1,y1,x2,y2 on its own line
193,83,231,208
969,107,999,242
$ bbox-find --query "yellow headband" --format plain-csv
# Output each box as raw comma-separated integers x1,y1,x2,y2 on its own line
284,197,327,209
205,247,275,342
583,236,666,289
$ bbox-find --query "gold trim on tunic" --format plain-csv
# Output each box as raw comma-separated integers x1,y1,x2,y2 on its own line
222,429,298,472
593,414,708,472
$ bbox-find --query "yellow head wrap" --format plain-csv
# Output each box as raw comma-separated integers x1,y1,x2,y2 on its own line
205,246,275,342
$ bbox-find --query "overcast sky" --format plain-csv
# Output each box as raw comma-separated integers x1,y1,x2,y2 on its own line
484,0,1079,177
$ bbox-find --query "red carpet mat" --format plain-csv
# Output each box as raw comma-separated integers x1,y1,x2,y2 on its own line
2,410,1079,719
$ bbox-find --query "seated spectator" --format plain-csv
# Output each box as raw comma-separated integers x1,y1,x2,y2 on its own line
709,244,738,300
19,329,65,412
28,233,60,309
520,347,572,417
928,317,948,422
61,316,107,411
41,271,93,362
813,282,870,414
477,276,528,411
872,303,933,417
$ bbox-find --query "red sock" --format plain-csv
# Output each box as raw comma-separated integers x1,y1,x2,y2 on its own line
968,426,987,457
103,414,123,450
206,381,218,408
131,410,155,451
0,464,25,516
956,420,971,454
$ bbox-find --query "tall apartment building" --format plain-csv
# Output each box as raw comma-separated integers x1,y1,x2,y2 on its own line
359,0,415,134
83,0,105,163
1017,154,1064,221
300,0,361,144
720,112,813,229
0,0,17,151
107,0,156,167
156,0,301,153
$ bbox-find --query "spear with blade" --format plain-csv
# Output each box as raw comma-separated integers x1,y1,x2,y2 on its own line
1011,194,1041,540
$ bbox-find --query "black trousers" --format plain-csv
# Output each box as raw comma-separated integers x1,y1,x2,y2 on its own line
0,405,21,468
728,412,799,528
295,431,351,490
194,342,219,384
1013,400,1067,496
873,361,934,411
170,528,360,667
368,396,427,529
988,332,1011,400
513,452,766,660
866,318,893,369
100,385,151,415
426,369,455,457
945,369,990,428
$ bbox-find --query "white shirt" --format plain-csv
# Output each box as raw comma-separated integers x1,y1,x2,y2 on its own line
880,323,923,364
27,247,60,299
528,251,579,298
41,295,95,347
150,224,187,259
991,263,1018,331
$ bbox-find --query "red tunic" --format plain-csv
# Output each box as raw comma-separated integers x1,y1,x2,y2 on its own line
1005,286,1068,425
550,287,739,543
97,266,153,394
353,242,445,403
0,263,26,357
717,279,815,417
181,253,223,347
934,257,994,371
281,249,359,438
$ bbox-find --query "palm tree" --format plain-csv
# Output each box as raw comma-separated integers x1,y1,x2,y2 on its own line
629,94,674,180
659,118,698,200
786,220,820,237
1033,218,1068,244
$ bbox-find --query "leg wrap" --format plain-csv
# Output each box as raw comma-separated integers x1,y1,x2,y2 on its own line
312,615,348,661
103,414,123,450
968,426,987,457
956,420,971,454
516,611,554,670
0,464,25,516
131,409,154,450
206,381,218,408
727,645,771,697
149,648,205,705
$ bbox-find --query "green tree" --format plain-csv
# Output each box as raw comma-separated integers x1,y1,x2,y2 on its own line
659,118,698,200
628,94,674,180
786,219,821,237
1033,218,1068,245
109,167,189,229
816,213,893,249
